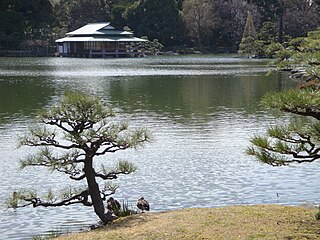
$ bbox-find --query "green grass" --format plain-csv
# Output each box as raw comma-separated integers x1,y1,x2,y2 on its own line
55,205,320,240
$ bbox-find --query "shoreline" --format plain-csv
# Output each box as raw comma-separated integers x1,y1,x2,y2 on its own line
54,204,320,240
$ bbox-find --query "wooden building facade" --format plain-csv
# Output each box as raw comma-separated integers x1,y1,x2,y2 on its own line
55,23,147,58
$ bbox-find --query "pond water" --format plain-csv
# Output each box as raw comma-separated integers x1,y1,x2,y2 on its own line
0,55,319,239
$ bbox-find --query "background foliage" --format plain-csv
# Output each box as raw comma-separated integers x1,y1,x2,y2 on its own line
0,0,319,52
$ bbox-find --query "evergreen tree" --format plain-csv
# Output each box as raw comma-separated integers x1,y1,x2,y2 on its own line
8,92,150,224
53,0,110,36
0,1,25,49
238,11,258,55
0,0,54,50
125,0,183,46
258,21,278,44
211,0,260,52
242,11,257,39
247,29,320,166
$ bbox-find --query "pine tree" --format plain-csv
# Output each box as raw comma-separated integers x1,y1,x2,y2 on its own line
7,92,150,224
242,11,257,39
238,11,257,56
247,29,320,166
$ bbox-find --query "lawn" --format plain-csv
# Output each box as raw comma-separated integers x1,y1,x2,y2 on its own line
55,205,320,240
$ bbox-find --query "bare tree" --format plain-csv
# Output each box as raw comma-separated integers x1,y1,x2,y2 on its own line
182,0,215,47
283,0,320,38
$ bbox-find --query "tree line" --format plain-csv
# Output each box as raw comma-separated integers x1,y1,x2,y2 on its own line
0,0,319,53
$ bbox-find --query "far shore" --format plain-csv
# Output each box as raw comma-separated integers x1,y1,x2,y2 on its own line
54,204,320,240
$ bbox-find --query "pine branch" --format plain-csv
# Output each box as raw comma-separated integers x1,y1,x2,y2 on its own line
96,160,137,180
7,189,91,209
28,190,92,207
262,89,320,120
20,148,84,179
248,130,320,166
100,183,118,201
70,174,86,181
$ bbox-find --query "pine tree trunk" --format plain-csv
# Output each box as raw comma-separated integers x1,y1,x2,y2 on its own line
84,156,109,224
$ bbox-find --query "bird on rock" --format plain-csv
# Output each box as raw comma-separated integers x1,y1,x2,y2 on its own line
137,197,150,212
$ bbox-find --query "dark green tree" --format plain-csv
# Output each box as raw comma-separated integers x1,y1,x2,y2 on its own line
0,0,54,50
258,21,278,44
249,0,285,42
108,0,137,28
53,0,110,36
19,0,54,40
0,1,25,49
125,0,183,46
249,21,280,58
8,92,150,224
249,0,283,22
110,4,128,28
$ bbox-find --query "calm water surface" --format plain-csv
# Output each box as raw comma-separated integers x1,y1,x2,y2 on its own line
0,55,319,239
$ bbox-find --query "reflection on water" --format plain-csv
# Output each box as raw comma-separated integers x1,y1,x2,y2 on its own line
0,55,319,240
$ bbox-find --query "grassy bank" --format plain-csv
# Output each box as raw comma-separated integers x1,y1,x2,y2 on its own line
55,205,320,240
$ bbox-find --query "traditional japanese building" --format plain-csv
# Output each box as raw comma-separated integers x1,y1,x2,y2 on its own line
55,23,147,58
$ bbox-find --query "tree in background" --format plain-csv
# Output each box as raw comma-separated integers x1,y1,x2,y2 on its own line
1,0,319,52
0,1,25,50
247,29,320,166
316,0,320,11
110,3,128,29
238,11,258,56
182,0,215,48
0,0,53,50
20,0,54,40
212,0,260,53
242,10,258,39
125,0,183,46
249,21,283,58
238,0,320,58
182,0,259,52
257,21,278,44
7,92,150,225
249,0,287,43
248,0,319,45
283,0,320,38
53,0,110,38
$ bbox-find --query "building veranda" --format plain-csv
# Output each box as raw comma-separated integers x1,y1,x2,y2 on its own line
55,23,147,58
